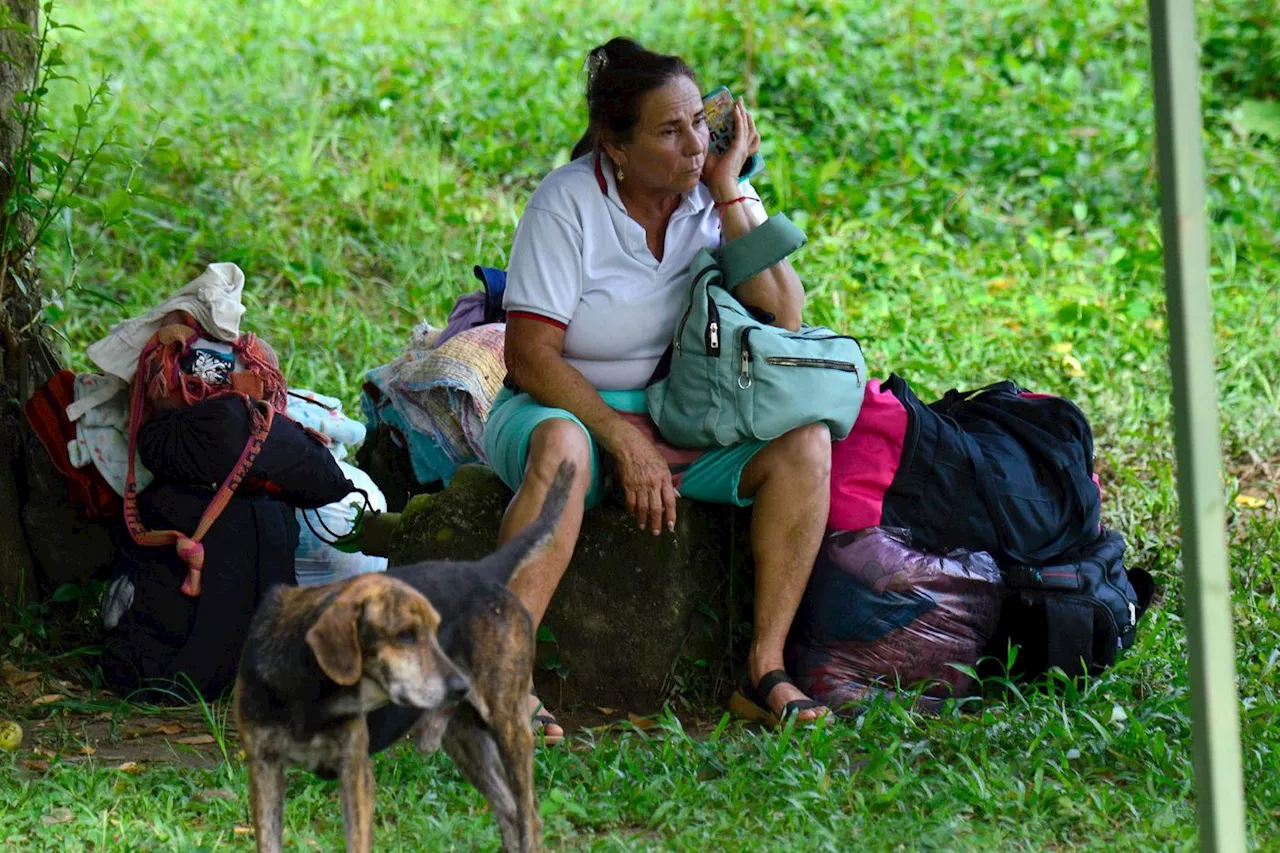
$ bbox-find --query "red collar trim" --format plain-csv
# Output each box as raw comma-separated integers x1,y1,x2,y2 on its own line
594,153,607,194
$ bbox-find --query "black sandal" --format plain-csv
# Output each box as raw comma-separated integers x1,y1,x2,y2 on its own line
530,693,565,746
728,669,828,728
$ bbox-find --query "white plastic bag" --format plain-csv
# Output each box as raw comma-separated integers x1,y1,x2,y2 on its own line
295,462,389,586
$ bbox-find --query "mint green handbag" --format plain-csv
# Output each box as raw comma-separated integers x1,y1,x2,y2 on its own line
646,215,867,448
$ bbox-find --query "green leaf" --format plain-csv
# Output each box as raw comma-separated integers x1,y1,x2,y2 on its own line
152,136,174,149
817,157,843,186
1072,201,1087,223
103,187,134,221
1125,299,1153,321
51,583,81,603
1239,99,1280,139
536,624,556,644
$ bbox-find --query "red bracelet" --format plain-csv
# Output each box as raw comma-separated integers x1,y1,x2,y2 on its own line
714,195,759,210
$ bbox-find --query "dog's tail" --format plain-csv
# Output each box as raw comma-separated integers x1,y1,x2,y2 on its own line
479,460,576,588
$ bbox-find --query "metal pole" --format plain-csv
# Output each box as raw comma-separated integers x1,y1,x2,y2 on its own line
1147,1,1248,850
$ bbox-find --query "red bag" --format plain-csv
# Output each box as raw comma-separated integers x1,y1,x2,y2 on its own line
23,369,121,520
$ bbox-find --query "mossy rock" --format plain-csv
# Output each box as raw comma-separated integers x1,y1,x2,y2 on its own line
385,464,752,712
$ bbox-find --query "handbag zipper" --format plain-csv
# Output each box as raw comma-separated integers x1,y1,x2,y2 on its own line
739,326,757,388
676,265,720,354
705,291,721,357
763,356,861,378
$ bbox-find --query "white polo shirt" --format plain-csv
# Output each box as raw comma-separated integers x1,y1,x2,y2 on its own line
504,153,766,390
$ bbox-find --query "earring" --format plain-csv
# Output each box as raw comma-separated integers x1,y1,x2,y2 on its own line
616,163,624,183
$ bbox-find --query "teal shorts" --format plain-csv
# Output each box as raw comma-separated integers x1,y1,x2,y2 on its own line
483,387,767,509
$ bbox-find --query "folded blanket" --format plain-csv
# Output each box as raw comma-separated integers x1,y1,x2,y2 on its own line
372,323,506,465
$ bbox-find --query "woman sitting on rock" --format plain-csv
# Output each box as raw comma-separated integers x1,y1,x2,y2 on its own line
485,37,832,743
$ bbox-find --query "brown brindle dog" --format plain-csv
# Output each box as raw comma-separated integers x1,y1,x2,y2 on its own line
234,573,468,853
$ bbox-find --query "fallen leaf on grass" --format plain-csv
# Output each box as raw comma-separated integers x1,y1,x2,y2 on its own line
41,808,74,826
595,707,618,716
176,734,216,745
20,759,49,773
1235,494,1267,509
626,712,657,731
115,761,141,773
154,723,184,736
77,745,96,756
2,664,40,687
233,825,254,836
31,694,67,707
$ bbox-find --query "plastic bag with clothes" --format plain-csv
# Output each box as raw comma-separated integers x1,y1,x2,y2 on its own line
785,526,1004,714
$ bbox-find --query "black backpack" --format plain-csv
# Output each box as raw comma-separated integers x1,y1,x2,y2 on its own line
877,376,1154,677
992,529,1154,678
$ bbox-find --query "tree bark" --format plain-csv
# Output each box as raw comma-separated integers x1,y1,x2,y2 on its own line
0,0,46,618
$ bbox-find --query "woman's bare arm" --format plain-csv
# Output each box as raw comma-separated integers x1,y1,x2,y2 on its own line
504,316,678,533
713,201,805,331
702,102,804,331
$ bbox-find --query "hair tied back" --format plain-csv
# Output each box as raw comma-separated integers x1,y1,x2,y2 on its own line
586,47,608,83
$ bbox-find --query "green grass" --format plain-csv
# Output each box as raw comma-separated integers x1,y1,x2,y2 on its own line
1,0,1277,849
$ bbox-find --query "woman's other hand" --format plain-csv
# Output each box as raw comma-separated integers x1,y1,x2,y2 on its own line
701,98,760,201
601,422,678,535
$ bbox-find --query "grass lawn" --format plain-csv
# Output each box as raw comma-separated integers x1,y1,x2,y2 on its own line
2,0,1278,849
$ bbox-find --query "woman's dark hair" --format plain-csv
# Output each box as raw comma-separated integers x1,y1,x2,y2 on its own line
570,37,698,159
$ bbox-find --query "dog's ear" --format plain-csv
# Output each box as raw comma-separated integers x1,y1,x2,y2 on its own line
306,588,366,686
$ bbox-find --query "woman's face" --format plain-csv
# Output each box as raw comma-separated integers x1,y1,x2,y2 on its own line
607,76,708,197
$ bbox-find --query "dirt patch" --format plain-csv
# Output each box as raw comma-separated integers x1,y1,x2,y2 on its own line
14,713,230,771
1,662,230,773
2,661,729,777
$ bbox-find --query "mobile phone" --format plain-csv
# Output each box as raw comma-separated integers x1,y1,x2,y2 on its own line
701,86,764,182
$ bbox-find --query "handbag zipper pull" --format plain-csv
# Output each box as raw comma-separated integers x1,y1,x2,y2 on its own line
738,340,752,389
709,321,719,352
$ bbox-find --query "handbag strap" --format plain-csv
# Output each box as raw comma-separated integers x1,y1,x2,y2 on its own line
123,335,275,598
715,213,807,290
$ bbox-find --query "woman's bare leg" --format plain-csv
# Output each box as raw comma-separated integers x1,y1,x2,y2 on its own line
497,419,594,741
737,423,832,721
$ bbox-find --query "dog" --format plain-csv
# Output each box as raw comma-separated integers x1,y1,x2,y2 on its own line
234,572,468,853
236,460,574,852
362,460,576,853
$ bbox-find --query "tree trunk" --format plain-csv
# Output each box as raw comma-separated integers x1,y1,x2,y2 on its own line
0,0,48,618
